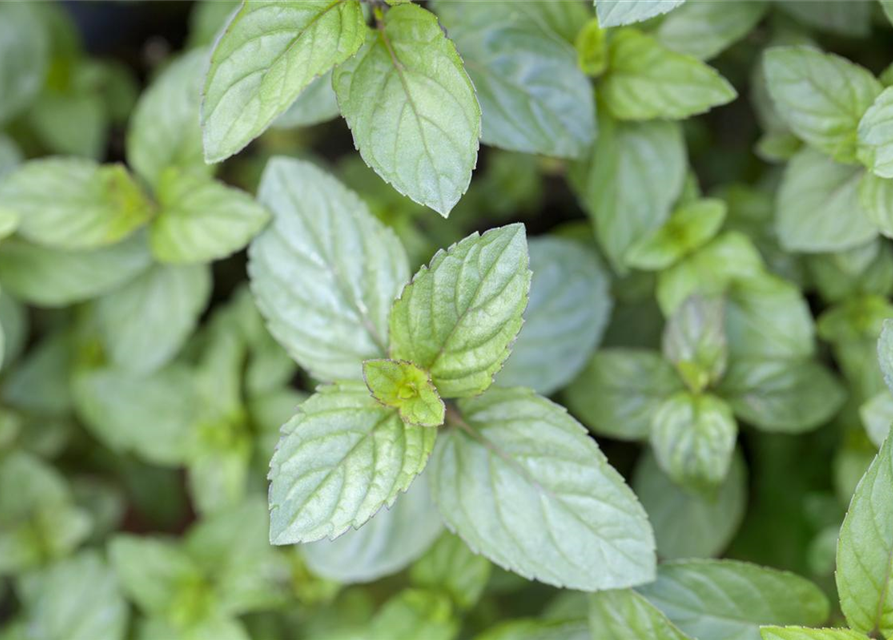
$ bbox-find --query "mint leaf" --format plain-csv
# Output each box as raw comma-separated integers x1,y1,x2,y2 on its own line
836,433,893,637
497,237,612,395
764,46,882,163
138,617,250,640
389,224,530,399
860,391,893,447
574,113,687,271
430,387,656,591
650,392,737,491
0,159,152,250
248,157,409,381
435,3,596,159
94,264,211,373
589,589,691,640
268,382,436,544
109,535,198,616
761,629,869,640
634,449,747,560
564,349,684,441
719,359,845,433
369,589,458,640
303,472,443,584
860,173,893,238
662,295,728,392
127,49,210,189
600,29,736,121
476,619,589,640
0,234,152,307
640,561,830,640
596,0,685,28
363,359,445,428
201,0,367,162
778,2,870,38
0,4,48,126
777,149,877,253
859,87,893,179
656,0,768,62
152,169,270,264
410,532,491,611
880,319,893,391
625,198,727,271
333,4,481,216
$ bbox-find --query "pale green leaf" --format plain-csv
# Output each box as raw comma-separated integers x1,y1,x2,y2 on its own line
777,149,876,253
638,560,830,640
625,198,727,271
369,589,458,640
95,263,211,373
777,1,871,37
497,237,612,395
152,169,270,264
881,320,893,392
389,224,530,399
0,290,27,370
127,49,212,189
109,535,199,616
0,4,49,126
760,629,868,640
662,295,728,392
333,4,481,216
764,46,882,163
601,29,736,121
363,359,445,428
303,472,444,584
858,87,893,179
248,157,409,381
859,173,893,238
0,158,152,250
634,450,746,560
656,0,768,61
596,0,685,28
836,433,893,637
272,71,340,129
860,391,893,447
719,359,845,433
475,619,589,640
435,3,595,159
0,233,152,307
575,113,687,271
650,392,737,491
138,616,250,640
564,349,684,441
589,589,691,640
0,134,22,183
269,382,436,544
202,0,367,162
430,387,656,591
411,532,491,610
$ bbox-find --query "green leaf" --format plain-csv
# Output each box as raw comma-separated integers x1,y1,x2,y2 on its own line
0,158,152,250
430,387,656,591
138,616,250,640
836,433,893,637
600,29,736,121
718,359,845,433
303,472,444,584
760,629,869,640
0,233,152,307
201,0,367,162
778,1,871,38
389,224,531,399
269,382,436,544
860,391,893,447
575,113,687,271
152,169,270,264
777,149,876,253
588,589,691,640
95,263,212,373
497,237,612,395
858,87,893,179
369,589,459,640
333,4,481,216
638,560,830,640
411,532,491,611
73,364,198,466
859,173,893,238
625,198,727,271
2,330,73,418
248,157,409,381
662,295,728,392
880,319,893,392
363,359,445,428
764,46,882,163
127,49,212,189
435,3,596,159
650,392,737,491
656,0,768,61
564,349,684,441
475,619,589,640
17,551,128,640
272,71,340,129
596,0,685,28
0,4,49,126
634,449,747,560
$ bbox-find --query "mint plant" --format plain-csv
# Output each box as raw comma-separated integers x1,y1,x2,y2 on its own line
6,1,893,639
